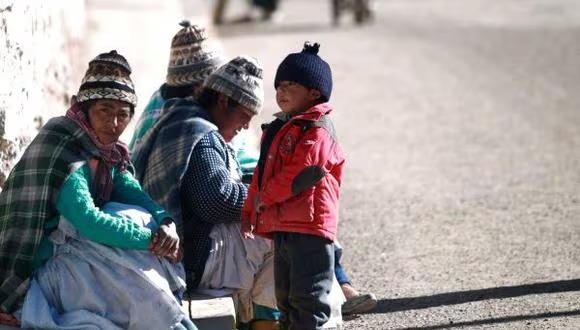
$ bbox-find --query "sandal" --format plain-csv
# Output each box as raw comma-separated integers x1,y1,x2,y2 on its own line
342,293,377,315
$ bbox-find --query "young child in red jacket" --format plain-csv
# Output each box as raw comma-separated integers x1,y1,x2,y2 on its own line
241,41,345,329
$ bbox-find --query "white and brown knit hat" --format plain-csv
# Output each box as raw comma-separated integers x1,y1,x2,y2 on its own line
203,55,264,114
166,20,222,87
76,50,137,107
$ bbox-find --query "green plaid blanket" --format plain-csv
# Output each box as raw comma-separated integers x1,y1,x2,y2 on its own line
0,116,100,312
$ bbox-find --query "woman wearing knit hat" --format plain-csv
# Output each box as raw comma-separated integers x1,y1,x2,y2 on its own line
241,42,345,329
133,55,280,329
129,20,223,155
0,50,196,329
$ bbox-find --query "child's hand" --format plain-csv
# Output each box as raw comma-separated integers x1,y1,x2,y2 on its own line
254,194,266,213
241,220,255,240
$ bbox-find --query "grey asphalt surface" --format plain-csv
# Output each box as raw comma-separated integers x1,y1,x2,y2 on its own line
83,0,580,328
211,1,580,329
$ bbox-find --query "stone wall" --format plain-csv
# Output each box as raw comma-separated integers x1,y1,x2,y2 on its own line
0,0,86,186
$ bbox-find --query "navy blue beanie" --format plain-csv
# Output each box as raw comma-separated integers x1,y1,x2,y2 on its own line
275,42,333,102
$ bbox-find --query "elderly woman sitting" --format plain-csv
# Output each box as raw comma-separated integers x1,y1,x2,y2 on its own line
0,51,195,329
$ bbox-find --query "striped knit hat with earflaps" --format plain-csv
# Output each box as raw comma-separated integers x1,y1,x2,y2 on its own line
76,50,137,107
166,20,223,87
203,55,264,114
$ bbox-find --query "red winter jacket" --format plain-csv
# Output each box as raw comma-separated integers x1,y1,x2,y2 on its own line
242,104,345,241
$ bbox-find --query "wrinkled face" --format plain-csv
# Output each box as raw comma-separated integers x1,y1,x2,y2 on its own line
276,81,321,115
87,99,133,144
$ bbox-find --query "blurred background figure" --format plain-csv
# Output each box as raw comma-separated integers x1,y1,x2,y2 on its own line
212,0,373,26
332,0,373,25
213,0,282,25
212,0,229,25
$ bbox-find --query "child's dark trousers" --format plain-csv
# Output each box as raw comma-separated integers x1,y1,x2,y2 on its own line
273,232,334,330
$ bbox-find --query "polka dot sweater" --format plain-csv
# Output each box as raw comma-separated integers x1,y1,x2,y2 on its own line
180,130,248,288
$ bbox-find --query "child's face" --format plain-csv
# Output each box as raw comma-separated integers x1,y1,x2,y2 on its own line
276,81,321,115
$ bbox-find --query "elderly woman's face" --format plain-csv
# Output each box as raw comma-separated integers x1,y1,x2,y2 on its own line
87,99,132,144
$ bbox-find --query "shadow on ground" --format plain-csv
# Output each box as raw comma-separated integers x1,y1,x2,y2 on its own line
395,309,580,330
352,279,580,329
375,278,580,314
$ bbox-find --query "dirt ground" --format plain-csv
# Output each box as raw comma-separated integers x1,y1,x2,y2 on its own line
86,0,580,328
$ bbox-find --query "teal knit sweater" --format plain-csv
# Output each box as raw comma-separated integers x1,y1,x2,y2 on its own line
32,164,169,269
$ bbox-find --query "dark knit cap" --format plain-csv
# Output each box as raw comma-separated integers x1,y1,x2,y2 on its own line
77,50,137,107
274,42,333,102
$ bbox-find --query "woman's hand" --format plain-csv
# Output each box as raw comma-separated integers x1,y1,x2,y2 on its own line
150,218,179,259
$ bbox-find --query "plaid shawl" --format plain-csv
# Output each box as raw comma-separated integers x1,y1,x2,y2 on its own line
132,98,216,237
0,116,101,312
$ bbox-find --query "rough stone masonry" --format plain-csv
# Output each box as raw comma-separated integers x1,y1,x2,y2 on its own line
0,0,86,187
